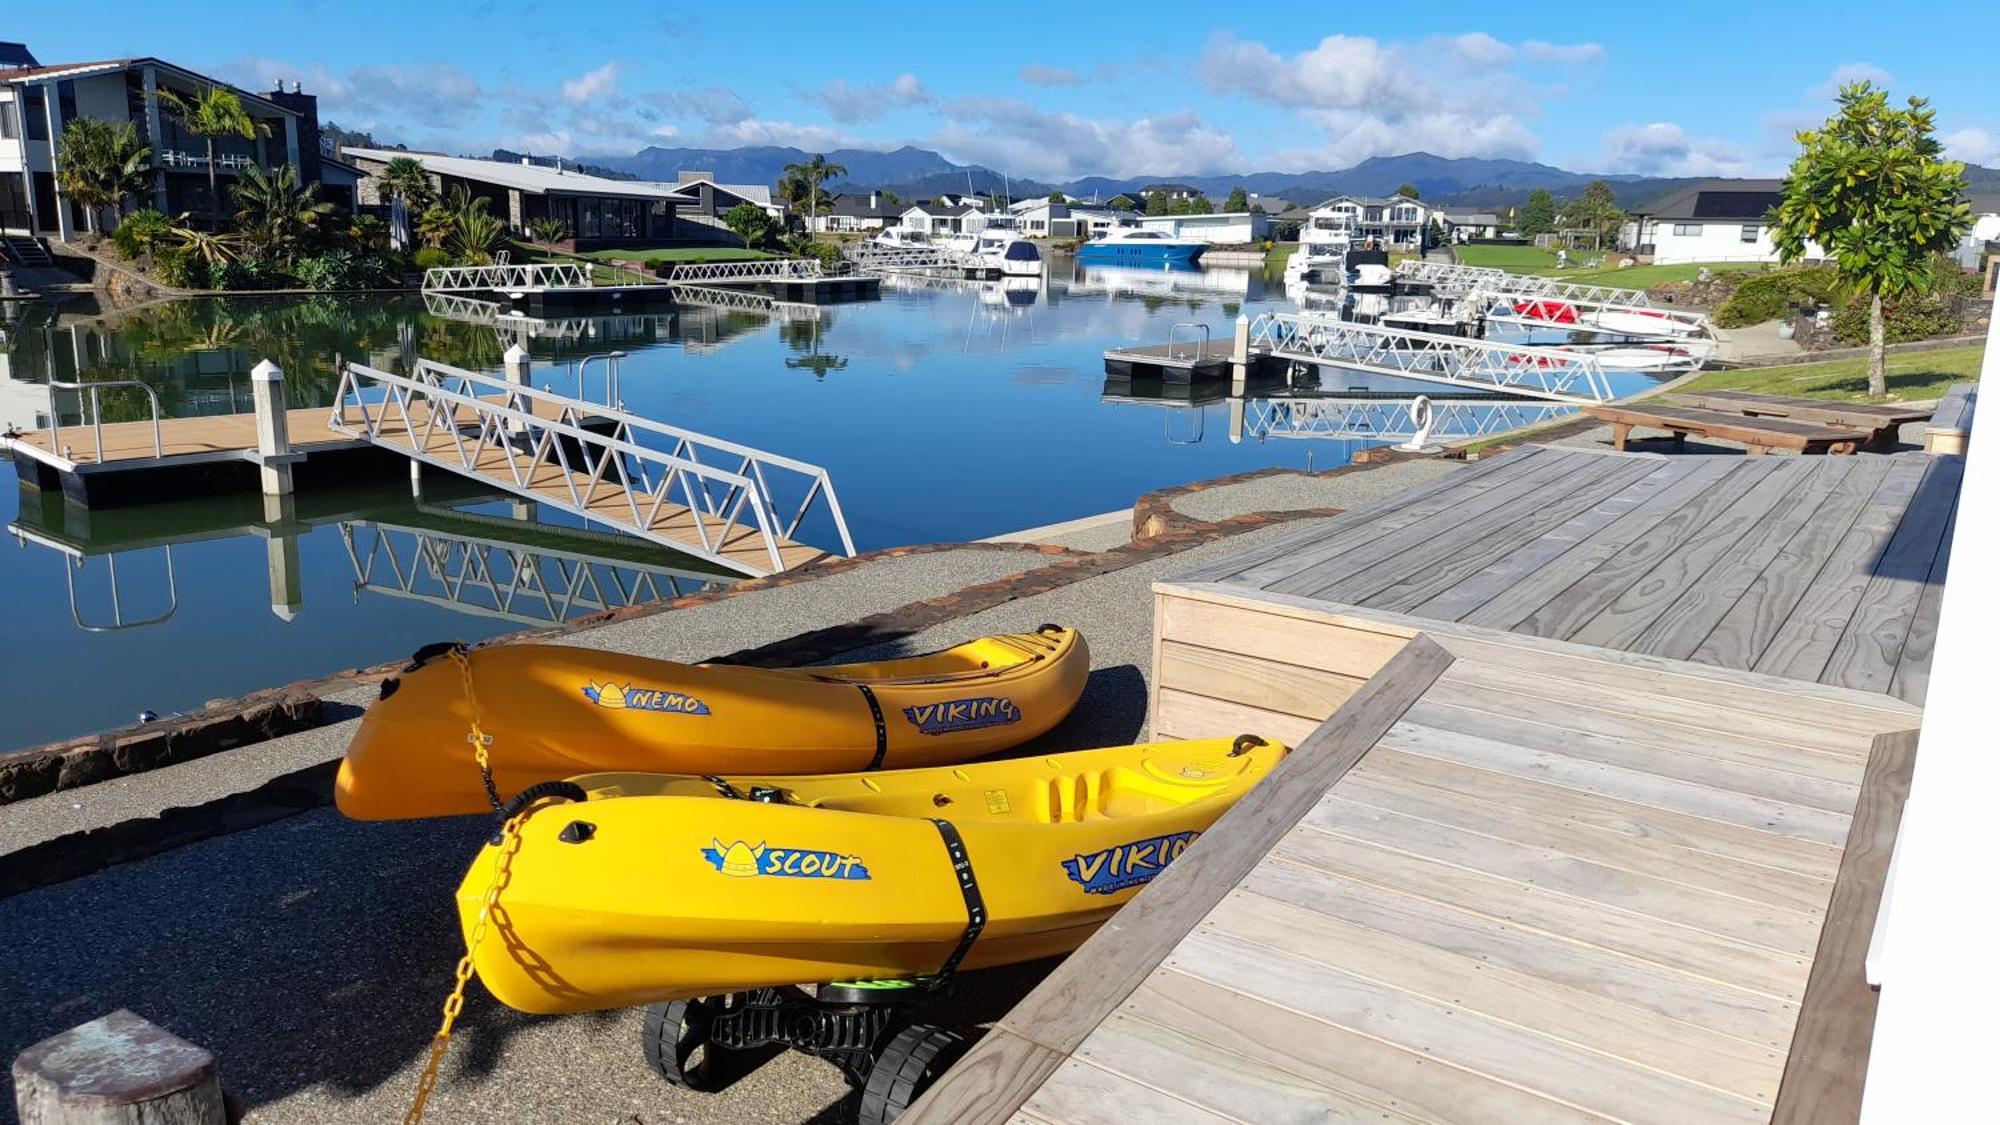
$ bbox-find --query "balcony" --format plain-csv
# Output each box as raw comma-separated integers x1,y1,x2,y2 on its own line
156,150,255,173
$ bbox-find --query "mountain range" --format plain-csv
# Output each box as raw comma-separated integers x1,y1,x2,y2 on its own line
587,144,2000,210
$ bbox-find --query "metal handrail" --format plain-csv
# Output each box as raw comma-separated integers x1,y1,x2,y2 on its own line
1472,286,1712,336
666,258,825,283
1167,321,1211,362
1244,396,1573,442
422,262,593,293
1396,259,1651,307
1250,312,1617,403
45,378,165,463
568,351,626,408
64,547,179,632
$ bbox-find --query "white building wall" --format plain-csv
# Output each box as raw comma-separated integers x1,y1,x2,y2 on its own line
1641,218,1782,264
1135,212,1268,244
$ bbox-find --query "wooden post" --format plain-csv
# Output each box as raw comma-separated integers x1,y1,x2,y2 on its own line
1230,314,1250,395
249,359,292,498
13,1009,225,1125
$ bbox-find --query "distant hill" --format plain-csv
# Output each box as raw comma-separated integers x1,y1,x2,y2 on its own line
595,144,966,188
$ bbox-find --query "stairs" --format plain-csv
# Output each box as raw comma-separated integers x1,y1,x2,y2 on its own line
2,235,54,268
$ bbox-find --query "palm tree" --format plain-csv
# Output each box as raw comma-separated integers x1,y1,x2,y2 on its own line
415,205,456,249
444,185,504,264
232,164,336,265
528,216,570,247
377,155,435,211
163,217,240,267
153,84,269,219
780,153,847,232
55,118,153,235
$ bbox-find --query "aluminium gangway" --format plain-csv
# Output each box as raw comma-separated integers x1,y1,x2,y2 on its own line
422,262,594,294
665,258,826,284
327,359,855,576
1248,311,1618,402
1245,395,1576,442
1396,259,1652,307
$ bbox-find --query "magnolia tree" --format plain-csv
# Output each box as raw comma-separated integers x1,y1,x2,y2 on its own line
1771,81,1971,397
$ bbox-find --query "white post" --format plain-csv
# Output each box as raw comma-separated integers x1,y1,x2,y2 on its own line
1231,314,1251,394
249,359,292,497
503,343,531,437
262,493,301,621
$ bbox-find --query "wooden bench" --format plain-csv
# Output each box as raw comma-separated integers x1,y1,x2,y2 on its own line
1924,384,1976,455
1584,402,1869,455
1671,390,1932,451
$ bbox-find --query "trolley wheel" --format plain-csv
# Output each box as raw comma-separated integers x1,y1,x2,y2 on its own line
641,997,722,1090
856,1024,967,1125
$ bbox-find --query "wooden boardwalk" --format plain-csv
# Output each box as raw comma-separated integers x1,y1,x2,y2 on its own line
909,441,1959,1124
6,405,368,469
911,634,1917,1124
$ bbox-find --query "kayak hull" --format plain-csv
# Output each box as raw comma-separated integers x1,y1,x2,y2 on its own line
458,737,1286,1013
336,627,1089,820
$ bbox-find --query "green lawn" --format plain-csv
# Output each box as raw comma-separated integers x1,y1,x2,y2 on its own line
576,247,773,264
1453,244,1766,288
1675,345,1986,403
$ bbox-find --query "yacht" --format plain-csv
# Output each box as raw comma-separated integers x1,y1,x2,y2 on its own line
870,227,931,248
969,229,1043,277
1286,212,1355,284
1075,228,1205,267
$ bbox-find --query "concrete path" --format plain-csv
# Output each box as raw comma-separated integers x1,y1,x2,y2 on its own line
1168,461,1463,524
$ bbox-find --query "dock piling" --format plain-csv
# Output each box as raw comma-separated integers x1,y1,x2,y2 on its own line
250,359,293,498
13,1009,226,1125
1230,314,1251,394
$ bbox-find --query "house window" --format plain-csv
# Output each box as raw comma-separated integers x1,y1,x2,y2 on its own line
1364,207,1383,222
1393,205,1417,222
0,101,15,141
1672,223,1701,237
23,86,47,142
1739,224,1759,243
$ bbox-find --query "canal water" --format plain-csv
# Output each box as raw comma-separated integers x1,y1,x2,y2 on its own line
0,262,1643,750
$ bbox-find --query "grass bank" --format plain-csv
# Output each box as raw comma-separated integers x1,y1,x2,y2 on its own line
1675,345,1986,402
1454,244,1765,288
577,246,772,264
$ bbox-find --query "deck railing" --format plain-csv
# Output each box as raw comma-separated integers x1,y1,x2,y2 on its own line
1249,312,1618,402
327,359,853,575
422,262,594,293
1396,259,1652,307
665,258,825,283
43,379,164,465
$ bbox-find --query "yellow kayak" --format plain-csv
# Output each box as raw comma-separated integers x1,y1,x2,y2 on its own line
459,735,1286,1014
336,626,1089,820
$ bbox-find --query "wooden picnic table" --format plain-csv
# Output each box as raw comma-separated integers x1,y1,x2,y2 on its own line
1671,390,1932,450
1584,402,1869,455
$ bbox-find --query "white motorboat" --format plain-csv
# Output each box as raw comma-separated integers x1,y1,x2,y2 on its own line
1585,308,1704,337
1286,212,1355,284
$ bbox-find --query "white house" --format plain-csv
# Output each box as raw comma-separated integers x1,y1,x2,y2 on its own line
1134,211,1270,245
812,191,899,233
1307,195,1436,248
1619,180,1803,265
1953,194,2000,270
900,201,985,237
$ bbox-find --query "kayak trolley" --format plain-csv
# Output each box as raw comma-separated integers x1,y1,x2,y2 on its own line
642,981,967,1125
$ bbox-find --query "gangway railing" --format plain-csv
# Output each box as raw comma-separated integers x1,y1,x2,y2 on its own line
849,245,969,272
1472,285,1711,337
1250,312,1616,403
327,359,854,575
423,262,594,293
1245,395,1575,442
1397,259,1651,307
1167,322,1211,361
9,523,179,632
669,283,823,319
42,379,165,465
666,258,825,284
340,519,720,627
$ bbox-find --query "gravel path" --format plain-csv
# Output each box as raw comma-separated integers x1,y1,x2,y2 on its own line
1168,461,1464,523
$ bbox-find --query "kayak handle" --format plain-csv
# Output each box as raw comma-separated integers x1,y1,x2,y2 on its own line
1229,734,1268,757
496,780,588,821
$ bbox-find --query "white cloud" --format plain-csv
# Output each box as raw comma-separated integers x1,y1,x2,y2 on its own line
1599,121,1757,177
1943,127,2000,167
1018,63,1081,87
812,73,933,123
930,99,1236,181
1810,62,1893,100
700,118,876,152
1521,40,1606,63
641,86,755,126
561,62,621,105
1450,33,1514,69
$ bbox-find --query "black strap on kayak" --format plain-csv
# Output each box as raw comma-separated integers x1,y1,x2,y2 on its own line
702,775,743,799
855,684,889,771
925,817,986,992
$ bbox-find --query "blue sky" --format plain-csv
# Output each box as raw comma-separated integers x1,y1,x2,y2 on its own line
11,2,1996,180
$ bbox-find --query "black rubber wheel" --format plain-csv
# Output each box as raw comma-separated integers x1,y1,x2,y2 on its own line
856,1024,967,1125
640,997,721,1090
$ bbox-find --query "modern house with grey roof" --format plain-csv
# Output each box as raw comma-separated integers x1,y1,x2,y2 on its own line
1306,194,1439,249
2,46,312,240
1618,179,1794,264
344,146,694,249
810,192,899,233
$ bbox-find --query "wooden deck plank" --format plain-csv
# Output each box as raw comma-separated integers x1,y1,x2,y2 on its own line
1213,886,1788,1101
1405,458,1699,622
1274,450,1619,599
1170,927,1773,1124
1586,402,1870,452
1177,448,1538,585
1751,456,1940,684
1156,640,1367,724
1018,1057,1235,1125
1378,716,1854,847
1335,458,1666,614
1819,455,1964,696
1302,794,1827,957
1458,457,1740,631
1515,459,1776,640
1075,1010,1426,1123
1122,970,1604,1125
1246,857,1803,1049
1272,825,1812,999
1158,594,1416,679
1624,456,1870,662
1566,457,1821,651
1770,730,1919,1125
1337,759,1838,914
1153,688,1320,747
1355,745,1844,881
901,1029,1065,1125
1690,454,1927,675
1887,495,1957,704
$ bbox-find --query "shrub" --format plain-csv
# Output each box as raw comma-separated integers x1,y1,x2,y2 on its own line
153,248,197,288
1831,293,1961,345
412,246,452,271
292,250,391,291
1712,266,1843,327
111,208,173,262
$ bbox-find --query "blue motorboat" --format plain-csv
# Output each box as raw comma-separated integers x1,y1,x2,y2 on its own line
1075,229,1205,267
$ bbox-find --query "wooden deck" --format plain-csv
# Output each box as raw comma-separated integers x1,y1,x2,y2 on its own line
1584,402,1870,455
5,404,368,469
909,441,1959,1124
909,634,1918,1124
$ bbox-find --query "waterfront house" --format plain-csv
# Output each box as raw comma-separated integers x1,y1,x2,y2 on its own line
1306,194,1437,249
674,171,783,219
900,200,986,237
344,146,693,250
1618,179,1791,264
1134,210,1271,245
1103,191,1145,211
1439,210,1501,241
1242,192,1293,215
812,192,899,233
1140,182,1204,203
1,45,314,240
